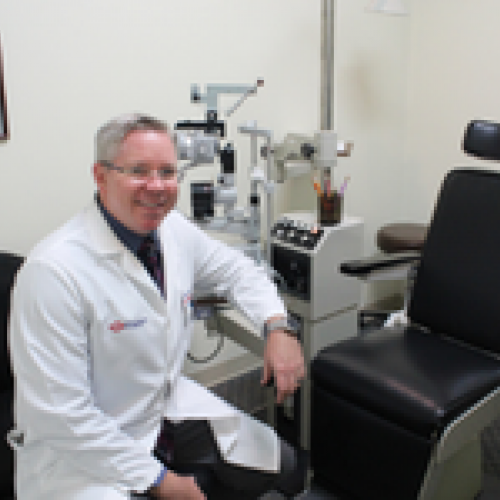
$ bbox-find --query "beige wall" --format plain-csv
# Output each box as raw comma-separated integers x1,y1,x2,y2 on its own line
405,0,500,223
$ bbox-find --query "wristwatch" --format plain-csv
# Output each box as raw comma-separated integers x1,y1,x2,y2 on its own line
263,316,299,339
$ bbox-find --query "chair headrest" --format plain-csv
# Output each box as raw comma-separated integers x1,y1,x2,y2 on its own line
463,120,500,161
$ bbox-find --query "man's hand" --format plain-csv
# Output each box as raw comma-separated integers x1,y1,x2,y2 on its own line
262,329,305,404
150,470,206,499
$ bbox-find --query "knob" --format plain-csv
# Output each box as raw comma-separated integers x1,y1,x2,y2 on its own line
301,143,316,160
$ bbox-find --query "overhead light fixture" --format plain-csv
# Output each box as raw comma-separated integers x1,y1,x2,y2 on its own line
367,0,408,16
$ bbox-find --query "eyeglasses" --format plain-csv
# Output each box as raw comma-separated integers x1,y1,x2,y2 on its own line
101,161,177,181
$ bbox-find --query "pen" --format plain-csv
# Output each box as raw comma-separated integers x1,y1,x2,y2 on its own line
313,177,322,196
338,176,351,196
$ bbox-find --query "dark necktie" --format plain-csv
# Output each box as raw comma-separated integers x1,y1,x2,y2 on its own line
138,236,164,294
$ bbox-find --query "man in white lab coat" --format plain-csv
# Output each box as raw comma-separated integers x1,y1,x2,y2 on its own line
8,114,305,499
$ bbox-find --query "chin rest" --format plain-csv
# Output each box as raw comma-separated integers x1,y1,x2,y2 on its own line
310,168,500,500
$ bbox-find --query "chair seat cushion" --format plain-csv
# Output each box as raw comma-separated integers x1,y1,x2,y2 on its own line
312,325,500,438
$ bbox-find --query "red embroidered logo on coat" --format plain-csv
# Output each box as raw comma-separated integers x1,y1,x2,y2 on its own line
109,320,125,333
108,318,147,333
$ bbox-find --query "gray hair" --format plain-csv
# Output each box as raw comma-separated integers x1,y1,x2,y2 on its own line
95,113,171,164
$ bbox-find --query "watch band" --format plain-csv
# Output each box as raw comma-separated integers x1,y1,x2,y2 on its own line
264,317,298,339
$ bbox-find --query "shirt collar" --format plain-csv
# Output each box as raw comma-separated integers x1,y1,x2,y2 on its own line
95,193,160,256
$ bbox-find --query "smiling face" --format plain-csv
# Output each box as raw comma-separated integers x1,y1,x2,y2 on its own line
93,129,178,235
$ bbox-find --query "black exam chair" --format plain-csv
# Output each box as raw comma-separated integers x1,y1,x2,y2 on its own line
0,252,24,499
309,124,500,499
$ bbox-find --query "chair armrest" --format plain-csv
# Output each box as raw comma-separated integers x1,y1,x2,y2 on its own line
339,251,420,281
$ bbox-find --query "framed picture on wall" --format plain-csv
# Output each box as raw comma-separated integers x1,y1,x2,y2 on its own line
0,37,8,141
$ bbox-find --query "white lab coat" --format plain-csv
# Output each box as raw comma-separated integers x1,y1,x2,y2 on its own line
8,203,287,499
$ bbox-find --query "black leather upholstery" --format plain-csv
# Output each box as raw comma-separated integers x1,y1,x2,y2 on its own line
0,252,23,499
313,324,500,438
463,120,500,161
311,169,500,499
409,169,500,353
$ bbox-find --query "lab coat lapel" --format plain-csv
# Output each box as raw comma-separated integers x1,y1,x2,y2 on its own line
82,203,164,309
158,213,196,325
82,203,123,256
121,252,165,309
160,221,176,315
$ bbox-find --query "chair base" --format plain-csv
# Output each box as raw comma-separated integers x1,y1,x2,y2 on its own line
311,386,432,499
310,383,497,500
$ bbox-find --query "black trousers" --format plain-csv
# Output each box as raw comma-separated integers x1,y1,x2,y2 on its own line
149,419,306,499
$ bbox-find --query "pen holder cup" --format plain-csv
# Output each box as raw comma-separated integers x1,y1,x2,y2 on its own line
319,192,343,226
